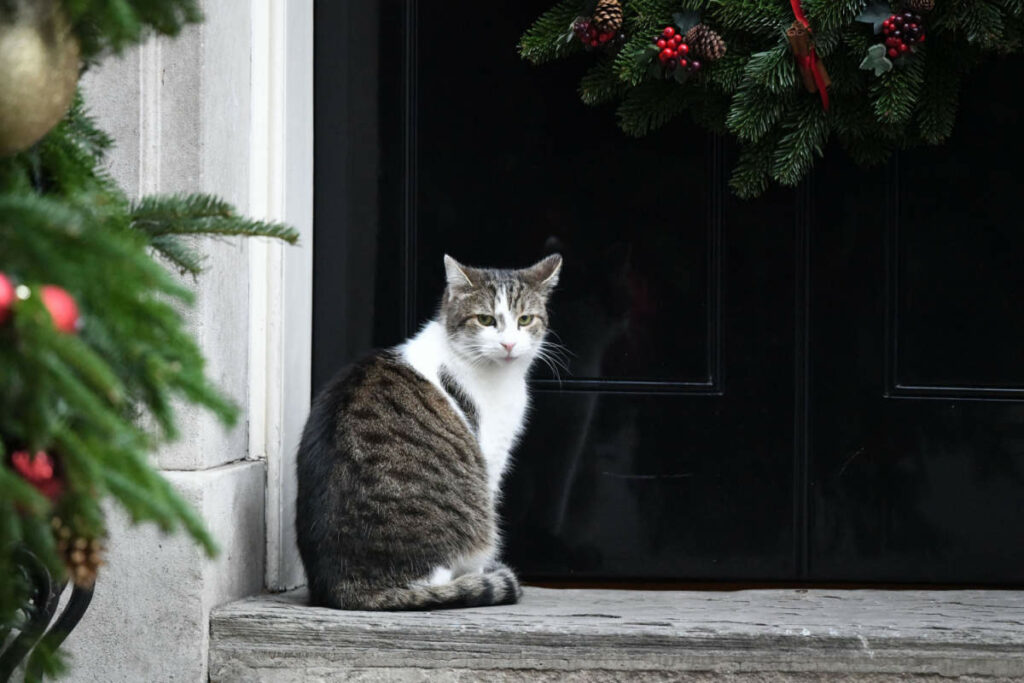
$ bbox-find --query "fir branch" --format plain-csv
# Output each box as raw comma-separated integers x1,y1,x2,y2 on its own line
743,43,797,94
616,81,690,135
63,0,203,61
579,58,629,105
689,90,732,134
802,0,870,33
770,99,831,186
134,215,298,242
130,193,234,223
726,85,787,142
704,48,750,92
518,0,583,65
131,193,297,274
613,28,665,86
871,45,926,125
1003,0,1024,16
916,40,963,144
707,0,791,37
729,132,779,198
148,235,205,276
958,0,1006,48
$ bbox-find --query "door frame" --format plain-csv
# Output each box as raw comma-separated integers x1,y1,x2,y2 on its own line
248,0,314,592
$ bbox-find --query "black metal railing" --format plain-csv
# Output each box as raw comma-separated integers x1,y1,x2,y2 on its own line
0,547,94,682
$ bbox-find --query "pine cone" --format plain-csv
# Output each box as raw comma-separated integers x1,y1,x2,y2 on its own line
905,0,935,11
591,0,623,33
53,517,104,588
684,24,727,62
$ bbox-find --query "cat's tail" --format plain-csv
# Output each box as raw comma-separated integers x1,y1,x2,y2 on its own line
335,565,522,611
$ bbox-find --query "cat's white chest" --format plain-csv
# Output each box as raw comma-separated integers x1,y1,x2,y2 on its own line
400,322,529,494
473,378,528,493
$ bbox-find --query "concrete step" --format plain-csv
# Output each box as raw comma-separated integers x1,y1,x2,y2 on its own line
209,587,1024,681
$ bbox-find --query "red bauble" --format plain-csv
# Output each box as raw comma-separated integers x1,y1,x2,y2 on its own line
11,450,63,500
0,272,13,324
41,285,79,334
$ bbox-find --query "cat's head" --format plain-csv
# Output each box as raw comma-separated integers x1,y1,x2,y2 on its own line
440,254,562,367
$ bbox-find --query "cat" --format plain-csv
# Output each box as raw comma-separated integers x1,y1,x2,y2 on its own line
295,253,562,610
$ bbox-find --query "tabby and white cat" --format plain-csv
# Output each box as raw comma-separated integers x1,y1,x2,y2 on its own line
296,253,562,610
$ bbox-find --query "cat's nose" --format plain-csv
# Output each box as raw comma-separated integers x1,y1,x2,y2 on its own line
501,342,516,352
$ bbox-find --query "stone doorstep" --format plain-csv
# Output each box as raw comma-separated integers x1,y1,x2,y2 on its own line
208,587,1024,682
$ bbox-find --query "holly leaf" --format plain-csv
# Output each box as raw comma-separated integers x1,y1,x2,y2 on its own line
859,43,893,75
673,11,701,34
563,17,583,44
856,2,892,34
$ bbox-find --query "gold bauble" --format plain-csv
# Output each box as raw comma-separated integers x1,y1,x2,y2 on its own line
0,0,80,157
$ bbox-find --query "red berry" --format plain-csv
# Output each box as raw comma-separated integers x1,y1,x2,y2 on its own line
657,38,667,48
679,43,689,54
590,39,599,46
900,43,909,52
919,34,925,42
599,32,613,42
663,26,676,38
659,48,674,61
671,34,682,45
0,272,13,325
888,48,899,58
11,450,62,500
690,60,702,71
41,285,79,334
680,58,688,67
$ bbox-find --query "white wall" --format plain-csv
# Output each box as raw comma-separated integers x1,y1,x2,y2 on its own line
62,0,312,679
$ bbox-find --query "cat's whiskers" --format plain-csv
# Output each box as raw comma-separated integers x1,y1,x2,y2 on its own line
532,338,571,384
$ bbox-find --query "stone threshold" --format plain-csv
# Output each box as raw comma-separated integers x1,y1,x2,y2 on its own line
209,586,1024,681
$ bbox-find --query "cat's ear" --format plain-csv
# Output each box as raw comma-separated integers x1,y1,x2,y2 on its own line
444,255,477,288
523,253,562,291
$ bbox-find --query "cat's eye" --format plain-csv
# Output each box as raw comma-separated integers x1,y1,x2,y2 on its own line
476,314,496,327
518,315,534,326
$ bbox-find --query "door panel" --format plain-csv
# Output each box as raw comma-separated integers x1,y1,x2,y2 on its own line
895,88,1024,393
808,60,1024,582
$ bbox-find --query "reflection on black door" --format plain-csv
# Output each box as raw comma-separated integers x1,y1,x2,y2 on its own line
314,1,1024,584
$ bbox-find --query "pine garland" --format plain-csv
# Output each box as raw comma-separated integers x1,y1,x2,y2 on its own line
1,2,297,676
520,0,1024,197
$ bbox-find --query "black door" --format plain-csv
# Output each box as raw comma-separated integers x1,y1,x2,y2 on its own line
314,1,1024,585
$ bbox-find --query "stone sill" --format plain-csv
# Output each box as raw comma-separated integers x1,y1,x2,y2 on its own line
209,586,1024,681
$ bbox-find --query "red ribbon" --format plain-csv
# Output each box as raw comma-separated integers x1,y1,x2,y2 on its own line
790,0,829,111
